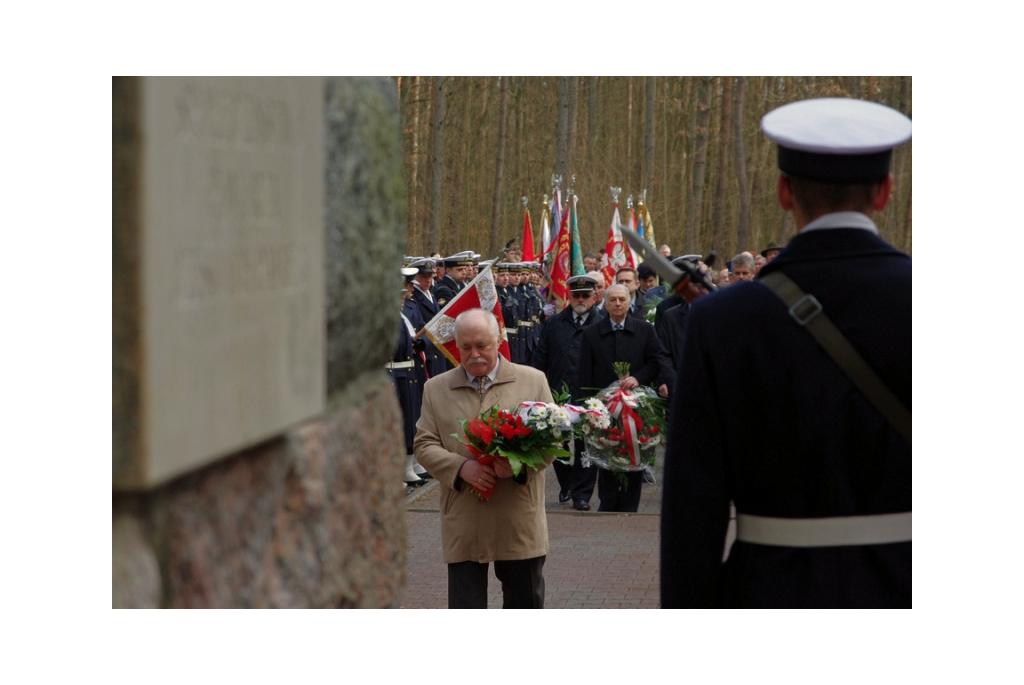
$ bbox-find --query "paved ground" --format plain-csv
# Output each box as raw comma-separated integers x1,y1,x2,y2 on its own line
399,458,736,609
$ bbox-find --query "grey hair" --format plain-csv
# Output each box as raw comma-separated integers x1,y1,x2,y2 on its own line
731,252,756,271
604,283,630,304
453,308,500,345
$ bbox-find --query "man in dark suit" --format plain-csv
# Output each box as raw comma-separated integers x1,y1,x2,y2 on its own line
579,283,671,513
614,267,646,319
532,274,605,511
660,97,912,608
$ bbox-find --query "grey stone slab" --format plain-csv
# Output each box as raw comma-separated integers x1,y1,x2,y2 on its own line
114,77,325,489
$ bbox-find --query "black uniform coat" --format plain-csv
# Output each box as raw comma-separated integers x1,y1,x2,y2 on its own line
660,225,911,608
532,306,605,402
431,274,462,309
390,301,429,453
410,285,447,378
656,300,690,388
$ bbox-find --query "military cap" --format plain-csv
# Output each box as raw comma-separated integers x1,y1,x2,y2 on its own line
672,254,702,266
509,262,524,273
401,266,418,284
567,274,599,293
761,98,912,183
408,257,435,275
441,251,476,267
496,262,511,273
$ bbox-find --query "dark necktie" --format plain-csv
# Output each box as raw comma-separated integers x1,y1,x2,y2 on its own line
574,316,583,328
474,375,488,402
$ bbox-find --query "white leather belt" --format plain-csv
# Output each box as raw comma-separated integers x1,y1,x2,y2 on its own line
736,512,911,547
505,328,519,334
385,360,415,370
519,321,533,328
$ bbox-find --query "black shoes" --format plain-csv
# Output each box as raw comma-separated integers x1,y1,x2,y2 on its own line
558,488,571,503
573,499,590,511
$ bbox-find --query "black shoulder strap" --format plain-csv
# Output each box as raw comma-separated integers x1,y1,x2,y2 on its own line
759,271,911,444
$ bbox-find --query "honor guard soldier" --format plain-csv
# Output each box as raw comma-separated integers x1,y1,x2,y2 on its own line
661,97,912,608
507,263,529,363
391,267,431,487
407,257,448,379
532,274,605,511
523,262,546,358
495,263,522,364
431,251,474,309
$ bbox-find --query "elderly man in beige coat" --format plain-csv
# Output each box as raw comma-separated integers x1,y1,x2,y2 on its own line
414,308,556,608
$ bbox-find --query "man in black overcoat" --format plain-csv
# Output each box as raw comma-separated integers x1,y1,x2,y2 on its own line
660,97,912,608
579,283,671,513
532,274,605,511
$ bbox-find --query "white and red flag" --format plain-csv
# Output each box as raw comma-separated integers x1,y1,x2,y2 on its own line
600,202,635,285
421,263,512,366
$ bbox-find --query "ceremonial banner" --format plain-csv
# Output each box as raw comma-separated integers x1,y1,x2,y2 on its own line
421,264,512,365
569,194,585,277
522,208,536,262
548,192,572,309
540,205,552,262
641,200,657,252
601,202,635,285
627,206,640,265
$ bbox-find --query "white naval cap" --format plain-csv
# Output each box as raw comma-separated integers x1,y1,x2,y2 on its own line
762,98,912,183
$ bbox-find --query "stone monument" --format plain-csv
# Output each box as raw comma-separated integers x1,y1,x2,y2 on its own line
113,76,408,607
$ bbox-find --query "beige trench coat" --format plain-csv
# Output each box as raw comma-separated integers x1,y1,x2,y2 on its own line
414,359,556,564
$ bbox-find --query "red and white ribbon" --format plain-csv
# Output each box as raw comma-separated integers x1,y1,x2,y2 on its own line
605,388,642,467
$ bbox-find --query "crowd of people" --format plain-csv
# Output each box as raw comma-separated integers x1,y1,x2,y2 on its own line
386,96,911,609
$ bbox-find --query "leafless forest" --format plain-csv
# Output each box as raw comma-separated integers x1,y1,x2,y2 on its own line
394,76,912,262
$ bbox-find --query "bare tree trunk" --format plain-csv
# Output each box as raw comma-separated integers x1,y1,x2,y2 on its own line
587,76,598,166
428,76,447,253
407,76,422,250
490,77,509,255
734,76,751,251
555,76,571,181
644,76,656,201
686,77,713,248
711,77,731,254
566,76,577,175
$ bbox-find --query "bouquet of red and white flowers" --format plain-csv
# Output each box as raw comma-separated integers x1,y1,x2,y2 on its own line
454,401,580,500
576,363,668,476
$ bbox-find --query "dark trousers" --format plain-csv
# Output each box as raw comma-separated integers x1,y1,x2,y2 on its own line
447,556,546,609
553,438,597,503
597,470,642,512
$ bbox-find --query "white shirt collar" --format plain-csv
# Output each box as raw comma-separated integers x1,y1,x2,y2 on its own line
801,211,879,235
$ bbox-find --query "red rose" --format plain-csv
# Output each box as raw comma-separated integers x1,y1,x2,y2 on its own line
469,417,496,445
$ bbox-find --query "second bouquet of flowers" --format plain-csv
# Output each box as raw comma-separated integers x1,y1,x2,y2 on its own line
453,401,580,500
576,363,669,476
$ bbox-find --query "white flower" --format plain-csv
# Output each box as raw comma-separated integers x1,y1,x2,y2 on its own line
534,421,548,431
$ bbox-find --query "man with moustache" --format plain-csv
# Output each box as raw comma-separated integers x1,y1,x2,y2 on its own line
532,275,604,511
414,308,556,609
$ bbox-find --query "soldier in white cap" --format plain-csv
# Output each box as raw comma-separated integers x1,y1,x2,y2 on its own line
661,98,912,608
